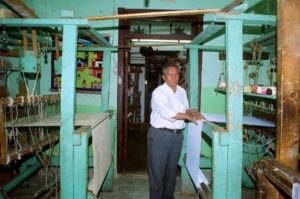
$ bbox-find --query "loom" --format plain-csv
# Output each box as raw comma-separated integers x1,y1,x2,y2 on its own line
0,94,112,197
0,95,60,165
2,15,117,198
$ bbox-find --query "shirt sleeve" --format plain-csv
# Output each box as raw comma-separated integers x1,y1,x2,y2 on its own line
151,89,177,122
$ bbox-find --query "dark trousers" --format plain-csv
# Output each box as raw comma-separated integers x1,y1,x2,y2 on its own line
147,126,183,199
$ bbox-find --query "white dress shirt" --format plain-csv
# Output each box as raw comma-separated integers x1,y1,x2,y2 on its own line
150,83,189,129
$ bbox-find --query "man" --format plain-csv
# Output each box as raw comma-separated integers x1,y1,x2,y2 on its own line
147,64,203,199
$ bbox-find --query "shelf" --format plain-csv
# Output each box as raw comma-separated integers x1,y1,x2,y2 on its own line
215,88,276,100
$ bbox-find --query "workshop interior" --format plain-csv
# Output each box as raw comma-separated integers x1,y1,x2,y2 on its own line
0,0,299,198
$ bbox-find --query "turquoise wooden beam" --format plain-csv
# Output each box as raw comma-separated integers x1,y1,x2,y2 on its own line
100,50,111,112
184,44,259,53
214,13,276,26
89,29,113,48
188,48,199,108
60,24,78,199
74,127,91,199
2,18,89,27
191,23,224,45
3,46,117,52
212,131,229,199
243,31,276,47
50,47,117,52
225,19,243,199
2,18,118,29
0,162,41,199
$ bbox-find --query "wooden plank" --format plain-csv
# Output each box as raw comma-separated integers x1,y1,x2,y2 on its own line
256,158,300,198
116,10,129,171
123,49,129,170
7,133,59,165
22,30,28,54
31,29,38,57
191,24,224,45
256,168,281,199
3,0,38,18
0,105,7,165
87,8,222,21
0,94,60,105
276,0,300,170
221,0,244,12
0,50,19,57
219,52,269,60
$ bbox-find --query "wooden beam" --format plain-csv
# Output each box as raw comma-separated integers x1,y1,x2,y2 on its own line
3,0,38,18
86,8,223,21
256,158,300,198
0,49,19,57
0,106,7,165
276,0,300,170
221,0,244,12
80,29,112,47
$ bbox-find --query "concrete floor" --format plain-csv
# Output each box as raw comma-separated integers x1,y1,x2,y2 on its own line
7,170,256,198
98,173,198,199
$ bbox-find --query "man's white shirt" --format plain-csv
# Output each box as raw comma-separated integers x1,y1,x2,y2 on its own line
150,83,189,129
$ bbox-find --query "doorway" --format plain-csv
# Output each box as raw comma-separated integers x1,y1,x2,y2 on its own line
117,8,203,172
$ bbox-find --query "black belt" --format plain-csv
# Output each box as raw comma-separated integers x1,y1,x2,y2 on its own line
160,127,183,134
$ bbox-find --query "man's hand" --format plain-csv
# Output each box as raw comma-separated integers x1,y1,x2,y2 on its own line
186,110,205,123
172,109,205,124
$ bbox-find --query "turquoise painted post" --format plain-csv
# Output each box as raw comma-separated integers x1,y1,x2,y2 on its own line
181,48,199,193
100,49,114,191
0,162,42,199
212,133,228,199
100,50,111,112
60,25,78,199
188,48,199,109
74,130,90,199
225,19,243,199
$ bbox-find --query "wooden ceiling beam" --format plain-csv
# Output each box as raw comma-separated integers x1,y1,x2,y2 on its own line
3,0,38,18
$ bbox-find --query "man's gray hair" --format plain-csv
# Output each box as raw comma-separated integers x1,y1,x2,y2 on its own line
162,64,180,75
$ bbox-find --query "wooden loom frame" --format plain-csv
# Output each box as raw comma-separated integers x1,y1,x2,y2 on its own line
0,94,60,165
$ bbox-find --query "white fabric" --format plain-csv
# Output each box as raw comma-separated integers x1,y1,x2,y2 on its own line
186,113,275,188
202,113,275,127
186,120,209,188
150,83,188,129
88,116,111,196
293,183,300,199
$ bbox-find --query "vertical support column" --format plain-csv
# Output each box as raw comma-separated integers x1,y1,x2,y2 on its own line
74,133,89,199
225,19,243,199
181,48,199,193
100,49,114,191
276,0,300,170
60,25,78,199
212,134,228,199
100,50,111,112
189,48,199,108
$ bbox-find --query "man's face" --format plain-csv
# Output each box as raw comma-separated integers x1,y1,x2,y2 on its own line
162,66,179,91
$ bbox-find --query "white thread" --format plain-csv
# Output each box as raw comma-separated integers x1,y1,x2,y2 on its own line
19,96,25,106
7,97,14,107
27,96,31,106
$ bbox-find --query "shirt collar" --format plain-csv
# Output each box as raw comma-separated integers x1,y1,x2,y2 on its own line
163,83,178,93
